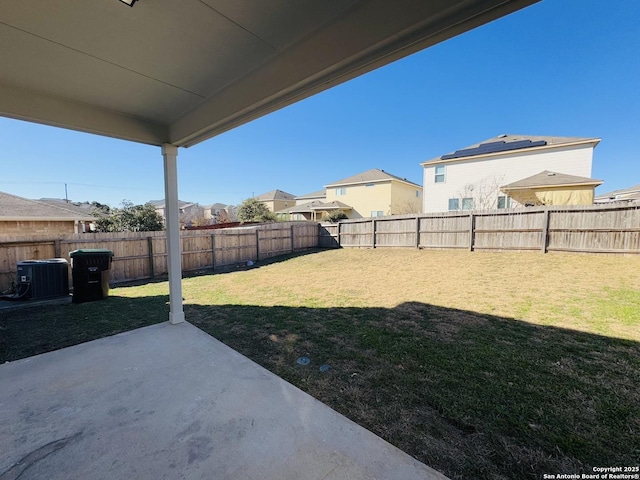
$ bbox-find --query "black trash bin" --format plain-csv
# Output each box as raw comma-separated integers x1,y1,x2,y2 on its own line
69,249,114,304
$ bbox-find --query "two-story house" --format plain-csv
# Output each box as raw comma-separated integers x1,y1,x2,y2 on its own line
277,169,422,220
324,169,422,218
421,134,601,213
254,190,296,213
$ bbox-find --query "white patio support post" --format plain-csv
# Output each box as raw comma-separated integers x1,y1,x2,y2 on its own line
162,144,185,324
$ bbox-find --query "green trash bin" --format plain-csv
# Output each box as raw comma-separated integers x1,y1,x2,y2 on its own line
69,249,114,303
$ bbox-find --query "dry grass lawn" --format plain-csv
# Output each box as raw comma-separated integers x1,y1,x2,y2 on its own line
185,249,640,341
2,248,639,479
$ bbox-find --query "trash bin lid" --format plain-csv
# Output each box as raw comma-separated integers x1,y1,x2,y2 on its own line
69,249,114,257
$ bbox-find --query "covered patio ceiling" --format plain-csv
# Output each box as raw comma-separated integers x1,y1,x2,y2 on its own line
1,0,538,148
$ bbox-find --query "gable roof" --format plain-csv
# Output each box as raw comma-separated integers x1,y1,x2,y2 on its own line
325,168,421,188
0,191,96,221
501,171,603,190
255,190,296,201
37,198,94,216
276,200,353,214
311,201,352,211
148,199,190,209
295,189,327,200
204,203,229,210
422,134,600,165
276,200,325,214
595,183,640,200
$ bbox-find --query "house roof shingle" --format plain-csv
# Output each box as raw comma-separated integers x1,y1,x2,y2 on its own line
295,189,326,200
595,183,640,200
325,168,421,188
311,201,352,211
275,200,353,214
0,192,96,220
501,171,603,190
254,189,296,201
204,203,229,210
422,134,601,165
148,199,190,209
38,198,94,216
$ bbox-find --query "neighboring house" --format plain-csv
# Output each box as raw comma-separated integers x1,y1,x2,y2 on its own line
0,191,95,236
294,189,326,206
203,203,237,224
594,183,640,205
149,199,205,227
254,190,296,213
203,203,227,223
276,200,353,221
500,171,603,206
148,199,190,219
421,134,600,213
324,168,422,218
277,169,422,220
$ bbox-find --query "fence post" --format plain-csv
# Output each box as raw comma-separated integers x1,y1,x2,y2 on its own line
255,228,260,261
541,208,551,254
291,224,295,253
415,216,420,248
147,236,155,279
210,234,216,269
469,213,475,251
337,222,341,247
372,219,377,248
54,239,61,258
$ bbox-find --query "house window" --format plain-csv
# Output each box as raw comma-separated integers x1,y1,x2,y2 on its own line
448,198,459,211
435,165,445,183
416,190,422,198
497,196,511,209
336,187,347,196
462,197,474,210
365,183,375,187
371,211,384,217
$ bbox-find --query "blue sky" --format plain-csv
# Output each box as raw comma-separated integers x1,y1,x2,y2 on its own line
1,0,639,207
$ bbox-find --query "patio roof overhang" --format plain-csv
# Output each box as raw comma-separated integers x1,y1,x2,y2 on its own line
0,0,538,148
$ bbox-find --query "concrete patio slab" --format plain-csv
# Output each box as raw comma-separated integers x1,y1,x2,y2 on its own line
0,322,449,480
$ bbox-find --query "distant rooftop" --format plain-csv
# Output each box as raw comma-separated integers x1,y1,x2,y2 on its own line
595,183,640,200
326,168,421,188
295,189,326,200
37,198,94,216
422,134,600,164
501,171,603,190
254,189,296,201
0,192,96,220
148,199,191,208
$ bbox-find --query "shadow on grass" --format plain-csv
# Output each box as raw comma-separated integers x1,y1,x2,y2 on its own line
1,296,638,480
113,248,328,289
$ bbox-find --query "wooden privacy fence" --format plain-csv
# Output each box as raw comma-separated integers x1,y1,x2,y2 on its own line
0,222,318,292
320,204,640,254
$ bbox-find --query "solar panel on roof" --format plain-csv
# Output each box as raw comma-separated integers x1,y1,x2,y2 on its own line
441,139,547,160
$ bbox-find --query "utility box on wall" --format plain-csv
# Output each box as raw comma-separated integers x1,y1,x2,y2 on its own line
16,259,70,300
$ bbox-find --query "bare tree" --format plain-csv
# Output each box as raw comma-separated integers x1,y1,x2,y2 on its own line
393,199,422,215
456,174,508,211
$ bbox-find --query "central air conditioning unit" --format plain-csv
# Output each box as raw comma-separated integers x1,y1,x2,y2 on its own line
15,259,70,300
